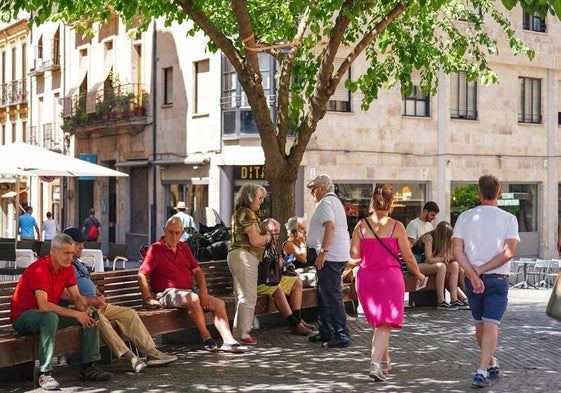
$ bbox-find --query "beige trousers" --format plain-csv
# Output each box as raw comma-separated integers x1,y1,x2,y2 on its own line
227,248,259,339
97,304,156,358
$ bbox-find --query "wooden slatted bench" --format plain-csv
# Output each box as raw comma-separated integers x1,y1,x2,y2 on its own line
0,259,435,375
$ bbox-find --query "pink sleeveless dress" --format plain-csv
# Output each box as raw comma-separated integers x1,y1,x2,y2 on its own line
356,220,405,329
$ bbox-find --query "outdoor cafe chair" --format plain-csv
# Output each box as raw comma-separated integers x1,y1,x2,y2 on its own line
106,243,129,271
0,242,33,281
526,259,551,289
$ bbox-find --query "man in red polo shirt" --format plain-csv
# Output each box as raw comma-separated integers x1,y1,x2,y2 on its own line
10,233,111,391
138,216,248,353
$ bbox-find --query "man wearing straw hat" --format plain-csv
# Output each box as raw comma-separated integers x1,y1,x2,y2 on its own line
173,201,197,242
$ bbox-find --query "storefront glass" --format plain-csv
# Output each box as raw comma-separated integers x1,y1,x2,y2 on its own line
335,182,427,235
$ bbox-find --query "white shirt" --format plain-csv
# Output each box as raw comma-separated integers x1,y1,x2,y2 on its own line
406,217,434,241
42,219,58,240
452,205,520,275
307,193,350,262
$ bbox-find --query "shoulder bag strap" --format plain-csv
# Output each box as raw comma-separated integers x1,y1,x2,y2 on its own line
363,217,401,263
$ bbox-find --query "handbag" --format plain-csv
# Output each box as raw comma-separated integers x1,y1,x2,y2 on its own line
258,241,282,286
306,246,318,266
546,271,561,321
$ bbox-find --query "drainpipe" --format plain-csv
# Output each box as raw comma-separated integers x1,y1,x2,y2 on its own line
150,18,157,242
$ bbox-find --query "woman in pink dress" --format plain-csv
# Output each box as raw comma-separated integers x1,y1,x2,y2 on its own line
350,184,425,381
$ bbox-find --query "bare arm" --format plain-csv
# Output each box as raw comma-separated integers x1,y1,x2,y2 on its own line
138,272,161,308
315,221,335,270
192,267,212,309
349,222,362,260
35,287,97,328
474,238,519,276
246,222,271,247
283,240,307,264
423,236,447,264
395,223,424,281
452,238,484,293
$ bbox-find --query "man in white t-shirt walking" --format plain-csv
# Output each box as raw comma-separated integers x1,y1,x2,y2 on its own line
406,201,440,246
452,175,519,388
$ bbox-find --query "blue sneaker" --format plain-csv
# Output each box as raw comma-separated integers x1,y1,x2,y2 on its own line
487,358,500,379
203,338,218,352
472,373,490,388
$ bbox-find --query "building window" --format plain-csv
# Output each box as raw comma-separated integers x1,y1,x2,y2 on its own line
221,53,275,137
403,86,430,117
163,67,173,105
450,71,477,120
327,58,351,112
523,12,546,32
194,59,210,115
518,77,541,124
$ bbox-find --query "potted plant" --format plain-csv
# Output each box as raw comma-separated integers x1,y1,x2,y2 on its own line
96,97,111,120
135,91,148,116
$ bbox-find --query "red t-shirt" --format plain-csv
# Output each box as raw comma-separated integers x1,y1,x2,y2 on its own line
139,237,200,292
10,256,77,321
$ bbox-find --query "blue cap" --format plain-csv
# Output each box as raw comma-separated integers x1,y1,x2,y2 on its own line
62,227,88,243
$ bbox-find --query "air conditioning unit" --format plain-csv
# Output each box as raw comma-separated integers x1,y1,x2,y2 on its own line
35,58,43,69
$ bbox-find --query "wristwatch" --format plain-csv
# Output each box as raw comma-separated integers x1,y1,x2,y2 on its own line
319,247,328,253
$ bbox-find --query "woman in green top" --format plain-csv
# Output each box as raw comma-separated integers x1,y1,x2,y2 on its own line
227,183,271,345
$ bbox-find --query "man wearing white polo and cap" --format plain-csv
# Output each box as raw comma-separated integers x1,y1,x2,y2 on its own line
306,174,351,348
173,201,197,241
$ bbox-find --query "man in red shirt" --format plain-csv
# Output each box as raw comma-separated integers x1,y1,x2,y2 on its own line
138,216,248,353
10,233,111,391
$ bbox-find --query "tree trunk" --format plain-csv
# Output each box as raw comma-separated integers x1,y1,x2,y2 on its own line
266,164,297,240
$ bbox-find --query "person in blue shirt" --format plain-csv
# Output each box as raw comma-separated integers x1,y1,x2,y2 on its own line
18,206,40,240
61,227,177,373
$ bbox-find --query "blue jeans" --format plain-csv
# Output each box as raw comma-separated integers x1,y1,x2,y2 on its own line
316,261,349,340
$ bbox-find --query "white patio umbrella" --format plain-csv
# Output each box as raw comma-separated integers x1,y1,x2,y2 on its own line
0,142,128,240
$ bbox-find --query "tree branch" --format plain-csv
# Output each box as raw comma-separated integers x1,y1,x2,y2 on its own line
333,2,409,91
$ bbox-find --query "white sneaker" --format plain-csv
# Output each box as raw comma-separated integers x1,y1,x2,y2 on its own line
38,373,60,390
369,363,386,381
131,356,147,373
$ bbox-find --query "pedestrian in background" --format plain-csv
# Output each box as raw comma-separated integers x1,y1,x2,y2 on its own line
41,211,59,240
406,201,439,246
173,201,197,241
350,184,425,381
452,174,519,388
306,174,351,348
82,208,101,241
18,205,40,240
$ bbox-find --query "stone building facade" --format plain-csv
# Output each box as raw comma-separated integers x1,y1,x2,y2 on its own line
1,4,560,259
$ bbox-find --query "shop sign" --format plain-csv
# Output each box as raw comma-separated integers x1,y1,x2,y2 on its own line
234,165,265,180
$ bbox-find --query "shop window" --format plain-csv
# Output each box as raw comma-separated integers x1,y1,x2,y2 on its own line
335,182,427,235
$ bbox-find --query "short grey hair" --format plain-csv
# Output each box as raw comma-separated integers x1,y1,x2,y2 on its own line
285,216,304,234
262,218,281,232
165,216,183,228
51,233,74,250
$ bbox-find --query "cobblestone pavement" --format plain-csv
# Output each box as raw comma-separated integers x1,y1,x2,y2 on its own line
2,288,560,393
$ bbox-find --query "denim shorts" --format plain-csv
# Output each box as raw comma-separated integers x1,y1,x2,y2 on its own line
465,274,509,325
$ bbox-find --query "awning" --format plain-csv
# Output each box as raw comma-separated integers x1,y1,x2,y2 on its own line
115,160,149,168
152,156,209,166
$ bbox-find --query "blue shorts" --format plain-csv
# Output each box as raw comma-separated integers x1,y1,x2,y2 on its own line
465,274,509,325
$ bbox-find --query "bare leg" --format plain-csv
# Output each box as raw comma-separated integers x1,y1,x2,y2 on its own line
204,295,238,344
371,324,391,363
180,292,212,340
418,263,447,303
273,287,294,318
475,321,499,370
445,261,459,302
288,278,303,310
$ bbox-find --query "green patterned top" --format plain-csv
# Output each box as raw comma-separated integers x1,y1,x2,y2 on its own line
230,207,265,260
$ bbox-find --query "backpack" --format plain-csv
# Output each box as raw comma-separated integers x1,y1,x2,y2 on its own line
88,223,99,239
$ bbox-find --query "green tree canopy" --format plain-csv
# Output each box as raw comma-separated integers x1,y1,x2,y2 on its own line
3,0,561,225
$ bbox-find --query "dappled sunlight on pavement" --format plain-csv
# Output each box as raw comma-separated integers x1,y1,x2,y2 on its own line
1,288,559,392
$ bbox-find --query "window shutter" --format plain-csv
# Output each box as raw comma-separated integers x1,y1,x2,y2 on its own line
330,58,350,102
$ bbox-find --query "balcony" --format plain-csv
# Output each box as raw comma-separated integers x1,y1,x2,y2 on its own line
62,84,149,138
0,80,28,108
